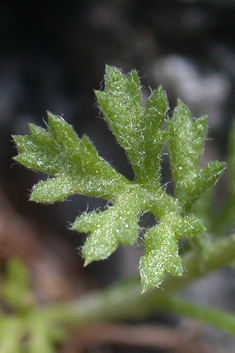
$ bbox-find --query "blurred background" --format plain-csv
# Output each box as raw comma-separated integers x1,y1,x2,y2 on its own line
1,0,235,352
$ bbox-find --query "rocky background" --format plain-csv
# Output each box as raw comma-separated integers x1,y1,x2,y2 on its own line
1,1,235,352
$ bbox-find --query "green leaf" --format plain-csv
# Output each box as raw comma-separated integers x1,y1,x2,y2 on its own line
168,100,207,179
13,66,226,291
31,176,77,203
140,213,205,291
190,161,226,199
168,100,226,211
72,191,145,264
140,222,183,292
95,67,143,168
13,112,130,203
96,65,168,190
138,86,169,188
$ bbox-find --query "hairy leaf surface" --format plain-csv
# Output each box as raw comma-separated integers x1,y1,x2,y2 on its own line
13,66,225,291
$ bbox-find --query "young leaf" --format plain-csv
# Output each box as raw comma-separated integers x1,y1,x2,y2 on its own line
140,213,205,291
73,191,145,264
168,100,226,212
13,66,225,292
13,112,130,203
140,225,183,292
96,65,168,191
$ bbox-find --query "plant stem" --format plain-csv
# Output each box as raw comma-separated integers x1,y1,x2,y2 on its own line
159,294,235,336
211,195,235,235
39,234,235,331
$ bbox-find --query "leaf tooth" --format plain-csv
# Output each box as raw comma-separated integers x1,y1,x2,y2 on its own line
30,177,75,203
140,223,183,292
29,123,48,137
12,135,27,153
47,112,80,148
196,161,227,193
104,65,127,92
173,99,193,123
145,85,169,127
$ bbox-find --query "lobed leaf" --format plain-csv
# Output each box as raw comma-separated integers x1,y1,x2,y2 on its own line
13,66,226,291
168,100,226,211
138,86,169,188
168,100,207,178
96,65,168,190
140,213,205,291
72,191,145,264
140,222,183,292
13,112,130,203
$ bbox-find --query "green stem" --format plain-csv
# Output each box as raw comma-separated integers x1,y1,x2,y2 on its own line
38,234,235,334
211,195,235,235
160,295,235,336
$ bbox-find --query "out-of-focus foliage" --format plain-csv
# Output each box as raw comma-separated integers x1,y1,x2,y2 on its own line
0,259,66,353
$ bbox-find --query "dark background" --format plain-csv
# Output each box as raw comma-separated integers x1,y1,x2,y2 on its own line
1,1,235,352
